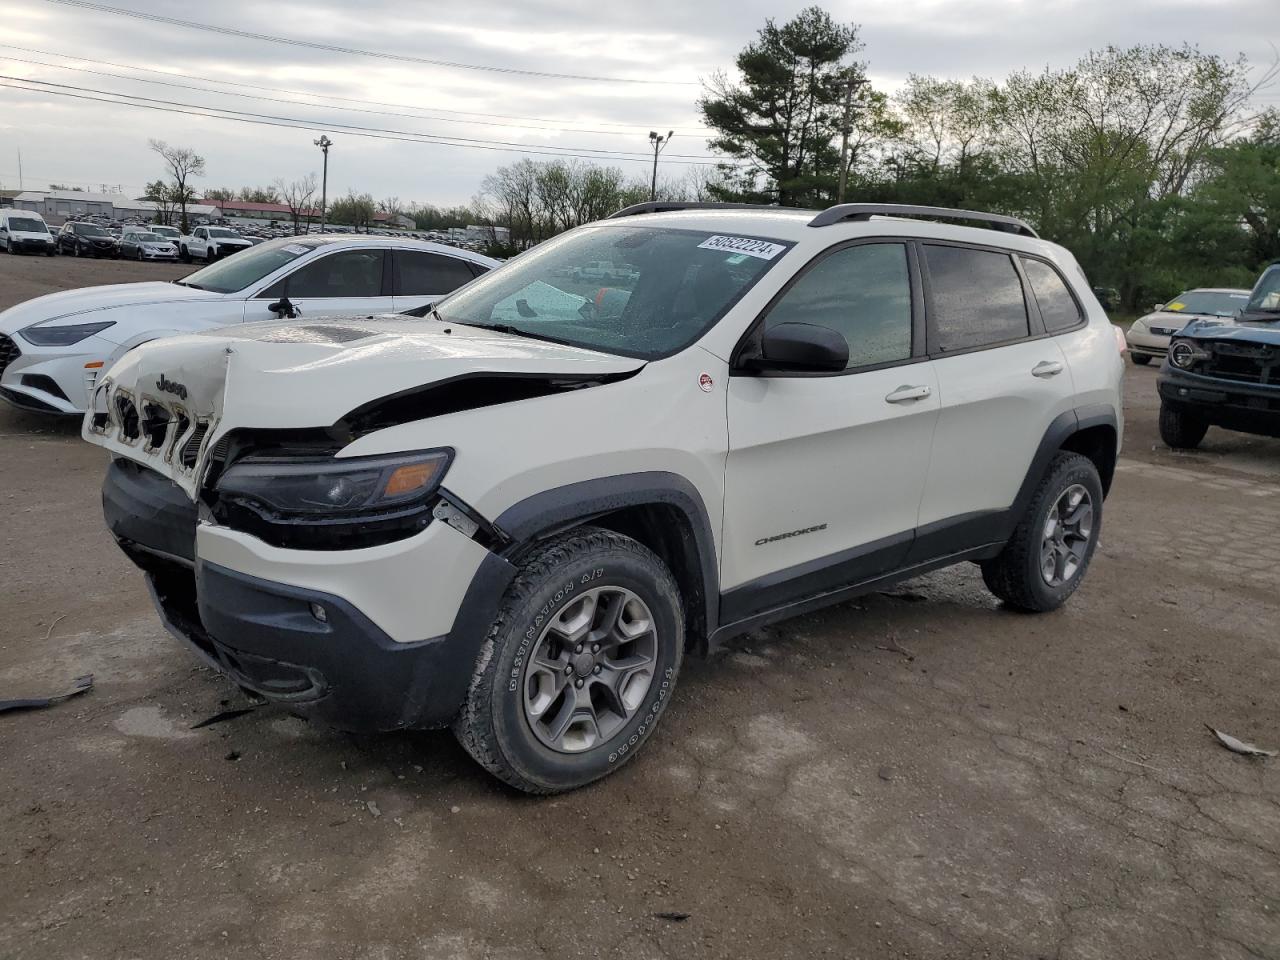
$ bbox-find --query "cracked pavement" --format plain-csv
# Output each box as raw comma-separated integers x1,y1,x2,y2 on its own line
0,258,1277,959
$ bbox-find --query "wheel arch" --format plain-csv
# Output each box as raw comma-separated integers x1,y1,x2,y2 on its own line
493,472,719,654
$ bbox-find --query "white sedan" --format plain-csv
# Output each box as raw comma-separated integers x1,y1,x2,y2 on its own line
0,236,497,414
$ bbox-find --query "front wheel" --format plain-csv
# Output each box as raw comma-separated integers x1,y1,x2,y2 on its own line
1159,402,1208,449
981,451,1103,612
179,246,190,262
454,527,684,794
1130,353,1152,366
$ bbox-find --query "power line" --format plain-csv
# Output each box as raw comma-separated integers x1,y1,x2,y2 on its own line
42,0,700,86
0,77,730,166
0,43,712,132
0,74,721,160
0,52,705,139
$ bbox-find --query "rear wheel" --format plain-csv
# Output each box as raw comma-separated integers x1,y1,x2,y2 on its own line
1131,353,1152,366
981,451,1103,612
1159,402,1209,449
454,527,684,794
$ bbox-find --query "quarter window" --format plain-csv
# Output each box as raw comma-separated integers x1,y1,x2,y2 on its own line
1021,258,1083,333
762,242,913,369
394,250,477,296
285,250,386,298
925,245,1029,352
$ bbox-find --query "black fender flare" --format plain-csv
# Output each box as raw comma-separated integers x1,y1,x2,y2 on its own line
491,471,720,644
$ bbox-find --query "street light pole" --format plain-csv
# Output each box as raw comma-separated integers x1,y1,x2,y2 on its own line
837,75,866,204
314,135,332,234
649,130,673,201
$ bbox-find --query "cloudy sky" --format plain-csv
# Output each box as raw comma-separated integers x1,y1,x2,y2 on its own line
0,0,1276,207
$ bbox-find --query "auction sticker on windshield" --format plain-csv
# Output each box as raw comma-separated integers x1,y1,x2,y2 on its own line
697,235,787,260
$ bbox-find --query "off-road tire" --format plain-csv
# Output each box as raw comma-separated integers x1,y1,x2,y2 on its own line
453,526,684,794
1131,353,1151,366
1159,402,1208,449
981,451,1103,612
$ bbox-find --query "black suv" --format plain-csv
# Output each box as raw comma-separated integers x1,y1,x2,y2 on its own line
57,222,118,258
1158,262,1280,448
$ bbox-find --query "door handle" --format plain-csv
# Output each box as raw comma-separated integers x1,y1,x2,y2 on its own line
1032,361,1064,378
885,384,932,404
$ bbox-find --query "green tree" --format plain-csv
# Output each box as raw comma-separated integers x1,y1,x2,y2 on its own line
328,190,376,232
700,6,863,205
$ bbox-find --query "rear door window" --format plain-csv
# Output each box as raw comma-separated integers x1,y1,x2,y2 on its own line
925,245,1029,352
394,250,477,296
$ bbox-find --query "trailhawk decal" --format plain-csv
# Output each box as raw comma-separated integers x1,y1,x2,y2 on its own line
755,523,827,546
696,235,786,260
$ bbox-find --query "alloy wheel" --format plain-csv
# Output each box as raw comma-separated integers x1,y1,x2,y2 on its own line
523,586,657,753
1040,484,1093,587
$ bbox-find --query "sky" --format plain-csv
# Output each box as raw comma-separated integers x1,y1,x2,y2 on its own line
0,0,1276,207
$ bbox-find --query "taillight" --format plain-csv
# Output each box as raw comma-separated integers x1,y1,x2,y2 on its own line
1112,325,1128,354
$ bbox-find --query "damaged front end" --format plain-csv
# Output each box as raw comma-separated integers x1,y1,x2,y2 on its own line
81,318,643,729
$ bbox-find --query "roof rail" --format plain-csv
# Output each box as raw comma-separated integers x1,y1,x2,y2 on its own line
607,201,793,220
808,203,1039,238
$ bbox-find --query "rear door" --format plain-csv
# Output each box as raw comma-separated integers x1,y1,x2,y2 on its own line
721,240,939,619
391,249,485,313
908,242,1078,560
245,248,394,321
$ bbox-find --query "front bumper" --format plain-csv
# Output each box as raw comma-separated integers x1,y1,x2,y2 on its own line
103,458,513,731
1125,327,1173,357
1158,366,1280,437
0,334,106,414
8,238,55,253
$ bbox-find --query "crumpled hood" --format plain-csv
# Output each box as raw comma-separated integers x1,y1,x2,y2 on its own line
0,281,223,335
84,315,646,495
1180,316,1280,346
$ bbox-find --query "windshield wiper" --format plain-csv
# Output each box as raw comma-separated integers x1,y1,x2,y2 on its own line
455,320,571,347
172,280,205,290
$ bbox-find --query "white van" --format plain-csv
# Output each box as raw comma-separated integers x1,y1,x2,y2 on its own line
0,210,56,256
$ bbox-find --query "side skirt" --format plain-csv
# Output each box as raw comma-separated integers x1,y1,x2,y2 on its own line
709,542,1004,648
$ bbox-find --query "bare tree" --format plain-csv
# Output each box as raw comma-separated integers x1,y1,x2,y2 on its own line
274,174,319,235
149,140,205,232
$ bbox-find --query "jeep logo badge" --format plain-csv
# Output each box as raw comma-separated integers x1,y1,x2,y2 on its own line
156,374,188,401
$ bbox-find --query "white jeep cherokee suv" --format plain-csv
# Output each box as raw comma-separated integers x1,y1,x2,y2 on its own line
84,202,1123,793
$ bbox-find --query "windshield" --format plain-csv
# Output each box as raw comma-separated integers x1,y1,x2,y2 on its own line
1162,289,1250,317
1245,266,1280,314
180,237,314,293
74,224,109,237
150,226,180,238
8,217,47,233
208,228,240,238
434,225,791,359
133,233,163,242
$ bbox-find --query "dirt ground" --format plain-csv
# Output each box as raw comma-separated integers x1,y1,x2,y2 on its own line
1,255,1278,960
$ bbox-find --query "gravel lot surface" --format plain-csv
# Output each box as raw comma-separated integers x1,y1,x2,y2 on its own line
1,255,1278,959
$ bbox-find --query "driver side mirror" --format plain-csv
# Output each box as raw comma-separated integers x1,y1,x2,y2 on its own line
1152,303,1165,312
267,297,297,319
746,322,849,373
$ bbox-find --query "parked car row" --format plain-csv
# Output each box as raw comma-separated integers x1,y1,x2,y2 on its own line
1124,288,1252,364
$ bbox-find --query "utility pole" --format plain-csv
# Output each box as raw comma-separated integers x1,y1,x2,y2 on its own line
16,145,23,192
648,130,673,201
837,74,867,204
314,135,332,233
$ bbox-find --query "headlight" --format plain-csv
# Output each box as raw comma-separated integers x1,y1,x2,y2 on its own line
1169,339,1209,369
19,320,117,346
212,449,454,550
215,450,452,516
